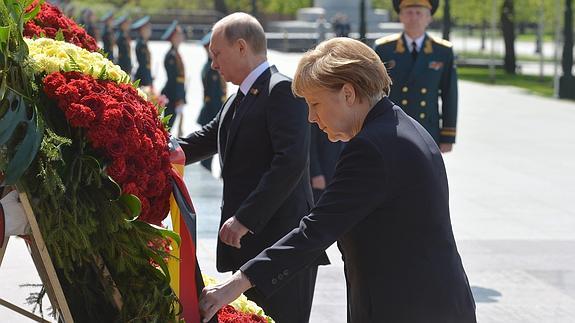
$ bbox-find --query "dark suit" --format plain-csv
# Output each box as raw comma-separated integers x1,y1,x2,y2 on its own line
241,97,476,323
134,37,153,86
162,47,186,128
115,30,132,74
179,65,329,322
196,58,226,171
309,124,343,201
374,33,458,144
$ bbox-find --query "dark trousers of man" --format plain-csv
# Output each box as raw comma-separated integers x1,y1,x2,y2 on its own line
200,157,212,171
244,266,318,323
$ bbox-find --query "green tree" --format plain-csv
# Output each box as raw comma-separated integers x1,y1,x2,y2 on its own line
501,0,516,73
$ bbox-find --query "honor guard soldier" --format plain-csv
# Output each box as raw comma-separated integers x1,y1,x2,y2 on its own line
132,16,153,87
374,0,458,153
114,15,132,75
81,9,99,41
101,11,115,61
196,31,227,171
161,21,186,135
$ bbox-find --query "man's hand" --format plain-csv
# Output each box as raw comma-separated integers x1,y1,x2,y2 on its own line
311,175,326,190
219,216,249,248
440,143,453,153
199,271,253,322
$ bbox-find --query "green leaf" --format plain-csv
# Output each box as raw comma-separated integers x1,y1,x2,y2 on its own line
23,0,44,23
120,194,142,220
146,249,171,283
66,53,81,72
102,175,122,200
0,90,27,145
150,225,181,247
133,79,140,88
0,73,7,101
98,65,107,79
55,30,65,42
4,105,44,184
0,26,10,45
161,115,172,126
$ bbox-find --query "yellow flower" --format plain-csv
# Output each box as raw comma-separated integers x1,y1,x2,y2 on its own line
25,38,131,84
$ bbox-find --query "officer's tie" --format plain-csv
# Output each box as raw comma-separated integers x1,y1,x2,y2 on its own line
411,41,418,62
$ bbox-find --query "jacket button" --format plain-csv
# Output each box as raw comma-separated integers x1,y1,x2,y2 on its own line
421,88,427,94
419,113,426,119
401,99,408,105
402,86,408,93
278,274,284,280
283,269,289,276
420,101,427,107
272,278,278,285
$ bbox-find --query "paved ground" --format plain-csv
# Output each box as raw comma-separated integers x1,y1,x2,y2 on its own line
1,42,575,322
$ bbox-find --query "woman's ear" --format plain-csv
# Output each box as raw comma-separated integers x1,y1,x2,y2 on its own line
342,83,356,105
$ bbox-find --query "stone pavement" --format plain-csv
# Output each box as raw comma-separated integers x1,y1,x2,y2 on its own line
1,42,575,322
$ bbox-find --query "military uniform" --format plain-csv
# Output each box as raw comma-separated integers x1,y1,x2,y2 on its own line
162,46,186,128
101,23,114,61
115,15,132,75
134,38,152,86
197,58,226,126
374,33,458,144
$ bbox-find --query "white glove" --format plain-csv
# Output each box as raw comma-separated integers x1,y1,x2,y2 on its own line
1,190,30,236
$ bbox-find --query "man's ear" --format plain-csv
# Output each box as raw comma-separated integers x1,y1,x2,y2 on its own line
342,83,356,105
237,38,248,55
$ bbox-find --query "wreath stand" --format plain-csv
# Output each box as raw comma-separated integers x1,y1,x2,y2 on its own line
0,191,123,322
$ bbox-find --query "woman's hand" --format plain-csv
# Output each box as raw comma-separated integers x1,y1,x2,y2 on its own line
199,271,253,322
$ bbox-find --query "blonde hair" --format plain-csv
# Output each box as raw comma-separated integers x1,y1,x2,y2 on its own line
213,12,267,56
293,37,391,105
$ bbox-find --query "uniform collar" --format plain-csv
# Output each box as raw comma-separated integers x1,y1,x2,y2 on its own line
239,61,269,95
404,33,425,52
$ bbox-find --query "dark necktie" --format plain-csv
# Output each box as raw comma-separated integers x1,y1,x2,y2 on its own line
221,90,245,155
411,41,418,62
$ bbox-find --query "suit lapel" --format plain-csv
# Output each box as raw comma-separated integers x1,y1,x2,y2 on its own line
217,95,236,165
222,66,274,167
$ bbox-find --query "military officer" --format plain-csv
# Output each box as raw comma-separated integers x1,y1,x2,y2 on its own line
114,15,132,75
132,16,153,87
196,31,227,171
161,21,186,136
101,12,115,61
374,0,458,153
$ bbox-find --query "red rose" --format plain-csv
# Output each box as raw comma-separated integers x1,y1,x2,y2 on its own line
66,103,95,128
107,158,128,182
55,84,81,107
105,137,128,158
101,108,122,129
80,94,109,112
24,2,99,52
145,172,167,197
122,182,140,196
43,73,67,98
43,71,172,224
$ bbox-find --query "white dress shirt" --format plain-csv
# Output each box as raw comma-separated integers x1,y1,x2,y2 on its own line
404,34,425,53
239,61,270,95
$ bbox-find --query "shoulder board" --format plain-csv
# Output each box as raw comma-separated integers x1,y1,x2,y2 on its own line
429,35,453,48
375,33,401,46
